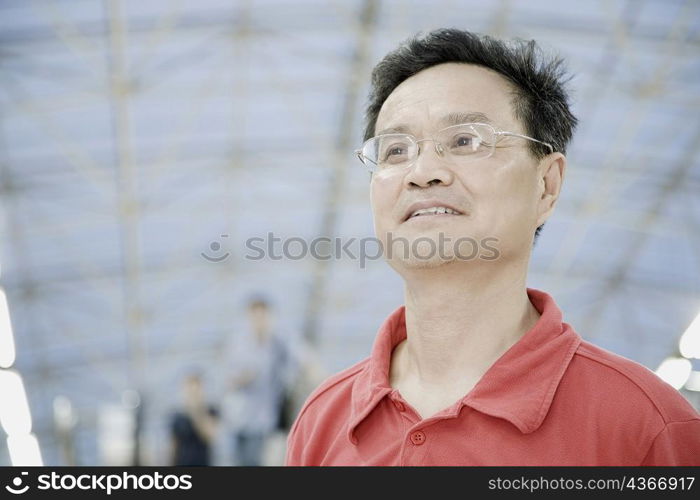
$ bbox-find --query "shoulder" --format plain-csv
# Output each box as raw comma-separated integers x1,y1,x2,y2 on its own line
170,411,188,430
299,358,368,413
285,358,369,465
289,358,369,431
568,339,699,424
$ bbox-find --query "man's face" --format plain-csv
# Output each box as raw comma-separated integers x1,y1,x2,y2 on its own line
248,304,270,337
370,62,548,271
183,376,203,403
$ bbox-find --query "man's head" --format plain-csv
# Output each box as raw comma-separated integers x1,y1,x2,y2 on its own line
363,29,577,271
247,295,271,339
182,372,204,404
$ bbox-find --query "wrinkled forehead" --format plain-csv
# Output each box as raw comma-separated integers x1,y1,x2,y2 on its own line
375,62,521,136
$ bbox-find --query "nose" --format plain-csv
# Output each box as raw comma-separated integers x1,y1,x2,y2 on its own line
404,139,454,188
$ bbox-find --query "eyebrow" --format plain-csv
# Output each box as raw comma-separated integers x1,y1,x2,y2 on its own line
375,111,494,136
441,111,493,127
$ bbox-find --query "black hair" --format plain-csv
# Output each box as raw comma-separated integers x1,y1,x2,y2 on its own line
183,370,202,383
248,294,270,310
364,28,578,241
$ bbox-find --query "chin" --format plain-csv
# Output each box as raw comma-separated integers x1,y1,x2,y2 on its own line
378,224,505,268
384,238,461,269
391,255,457,271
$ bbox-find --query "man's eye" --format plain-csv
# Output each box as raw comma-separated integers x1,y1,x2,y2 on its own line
453,135,476,147
380,143,410,162
449,134,482,153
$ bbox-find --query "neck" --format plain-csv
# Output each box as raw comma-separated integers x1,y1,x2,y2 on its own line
392,259,540,388
254,327,270,342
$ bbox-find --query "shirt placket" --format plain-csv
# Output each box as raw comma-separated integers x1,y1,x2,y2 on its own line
391,391,453,466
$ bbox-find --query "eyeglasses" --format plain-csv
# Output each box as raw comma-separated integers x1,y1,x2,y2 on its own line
355,122,554,172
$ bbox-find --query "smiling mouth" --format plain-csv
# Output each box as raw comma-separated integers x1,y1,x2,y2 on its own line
405,206,463,221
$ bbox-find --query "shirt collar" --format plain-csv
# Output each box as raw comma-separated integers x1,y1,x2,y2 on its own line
347,288,582,444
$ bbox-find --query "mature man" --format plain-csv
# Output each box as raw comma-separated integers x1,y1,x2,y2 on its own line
285,29,700,465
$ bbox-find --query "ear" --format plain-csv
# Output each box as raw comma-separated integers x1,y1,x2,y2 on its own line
536,153,566,227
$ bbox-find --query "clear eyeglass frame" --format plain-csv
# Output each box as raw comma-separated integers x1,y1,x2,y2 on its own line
354,122,554,173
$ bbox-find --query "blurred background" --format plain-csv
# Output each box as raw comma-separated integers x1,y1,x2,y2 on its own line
0,0,699,466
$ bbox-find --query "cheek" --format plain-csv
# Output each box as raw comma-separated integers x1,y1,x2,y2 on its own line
477,162,539,223
370,172,400,225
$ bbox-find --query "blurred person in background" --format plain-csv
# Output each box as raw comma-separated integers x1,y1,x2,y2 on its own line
285,29,700,466
169,372,219,466
225,296,296,466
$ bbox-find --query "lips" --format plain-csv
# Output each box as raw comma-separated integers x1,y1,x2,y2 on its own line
403,200,464,222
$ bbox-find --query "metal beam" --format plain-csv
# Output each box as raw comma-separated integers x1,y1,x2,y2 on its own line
541,0,696,294
579,122,700,336
301,0,378,343
105,0,147,394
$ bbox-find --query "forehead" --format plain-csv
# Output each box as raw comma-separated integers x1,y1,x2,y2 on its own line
375,62,519,134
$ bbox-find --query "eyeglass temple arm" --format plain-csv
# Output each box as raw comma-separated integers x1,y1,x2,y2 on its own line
497,132,554,154
355,149,379,166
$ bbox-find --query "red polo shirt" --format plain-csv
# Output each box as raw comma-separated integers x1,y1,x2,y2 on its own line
286,288,700,465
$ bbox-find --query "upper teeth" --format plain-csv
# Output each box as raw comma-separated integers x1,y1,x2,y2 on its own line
410,206,459,218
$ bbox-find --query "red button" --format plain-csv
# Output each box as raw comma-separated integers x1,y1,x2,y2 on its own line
410,431,426,445
393,400,405,412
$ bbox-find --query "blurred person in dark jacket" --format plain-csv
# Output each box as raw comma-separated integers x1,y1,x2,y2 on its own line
169,372,219,466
